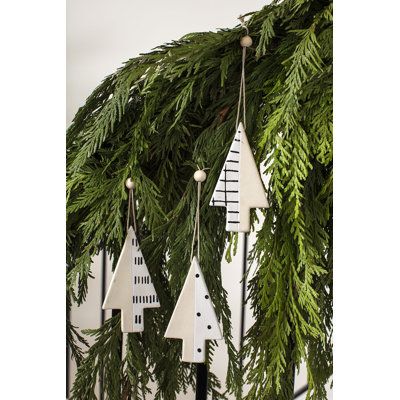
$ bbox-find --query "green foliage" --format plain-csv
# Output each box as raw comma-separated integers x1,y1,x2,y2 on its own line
67,294,89,365
67,0,333,398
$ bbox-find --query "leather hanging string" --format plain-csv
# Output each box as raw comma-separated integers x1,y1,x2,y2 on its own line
126,187,137,233
190,180,202,262
235,19,249,130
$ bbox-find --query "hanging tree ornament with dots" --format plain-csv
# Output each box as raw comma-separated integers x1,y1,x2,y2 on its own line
102,178,160,332
164,169,222,363
209,28,268,233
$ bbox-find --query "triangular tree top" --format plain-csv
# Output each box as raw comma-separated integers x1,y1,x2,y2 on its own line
102,227,160,332
164,256,222,363
210,122,268,232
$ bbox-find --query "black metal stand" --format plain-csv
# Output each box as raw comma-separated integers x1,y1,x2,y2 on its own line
195,363,208,400
293,384,308,399
101,249,107,326
239,233,248,370
66,302,70,399
99,249,107,400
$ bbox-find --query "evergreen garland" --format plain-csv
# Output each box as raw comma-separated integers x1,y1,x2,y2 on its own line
66,0,333,399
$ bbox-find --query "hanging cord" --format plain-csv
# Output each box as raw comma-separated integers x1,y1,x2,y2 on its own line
235,17,250,130
196,180,201,261
190,169,207,262
125,178,137,233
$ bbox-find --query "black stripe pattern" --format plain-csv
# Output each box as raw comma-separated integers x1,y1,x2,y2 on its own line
210,127,241,231
131,230,160,330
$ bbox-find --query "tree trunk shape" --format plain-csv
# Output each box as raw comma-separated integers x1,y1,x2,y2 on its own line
164,257,222,363
210,122,268,232
102,227,160,332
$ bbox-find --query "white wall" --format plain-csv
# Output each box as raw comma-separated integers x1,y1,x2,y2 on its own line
67,0,267,125
67,1,331,398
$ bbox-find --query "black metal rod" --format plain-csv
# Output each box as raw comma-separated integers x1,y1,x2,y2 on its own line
236,233,248,398
101,249,107,326
195,363,208,400
239,233,248,367
99,249,107,400
66,301,70,399
293,384,308,399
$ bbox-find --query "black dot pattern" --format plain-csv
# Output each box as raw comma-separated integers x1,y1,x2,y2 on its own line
190,259,222,362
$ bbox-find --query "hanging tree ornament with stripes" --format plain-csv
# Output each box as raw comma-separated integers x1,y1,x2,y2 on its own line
102,178,160,332
210,27,268,233
165,169,222,363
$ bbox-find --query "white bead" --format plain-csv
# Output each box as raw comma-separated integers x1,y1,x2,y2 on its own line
240,35,253,47
125,178,135,189
194,170,207,182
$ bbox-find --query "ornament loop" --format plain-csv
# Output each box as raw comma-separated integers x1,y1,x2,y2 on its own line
236,16,250,130
190,169,207,262
126,177,137,234
238,14,249,35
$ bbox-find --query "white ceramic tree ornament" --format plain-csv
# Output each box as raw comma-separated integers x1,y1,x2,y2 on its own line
164,256,222,363
165,169,222,363
102,179,160,332
210,122,268,232
102,227,160,332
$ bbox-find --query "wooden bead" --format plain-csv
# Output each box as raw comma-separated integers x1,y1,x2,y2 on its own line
194,170,207,182
125,178,135,189
240,35,253,48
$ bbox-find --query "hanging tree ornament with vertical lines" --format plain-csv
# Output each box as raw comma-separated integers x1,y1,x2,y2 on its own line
102,178,160,332
209,29,268,233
